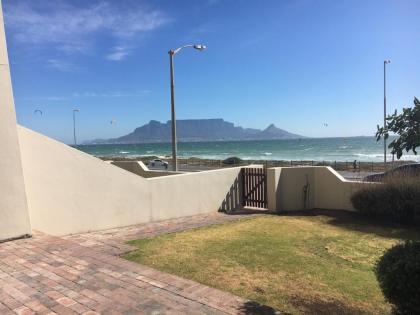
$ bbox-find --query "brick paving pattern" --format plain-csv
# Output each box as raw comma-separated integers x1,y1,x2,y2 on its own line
0,212,277,315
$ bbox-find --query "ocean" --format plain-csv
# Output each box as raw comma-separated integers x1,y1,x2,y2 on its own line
75,137,419,162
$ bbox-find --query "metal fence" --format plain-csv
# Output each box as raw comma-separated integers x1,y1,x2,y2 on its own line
174,158,416,173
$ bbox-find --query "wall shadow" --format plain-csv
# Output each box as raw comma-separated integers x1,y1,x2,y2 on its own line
219,174,243,213
276,209,420,241
219,170,272,215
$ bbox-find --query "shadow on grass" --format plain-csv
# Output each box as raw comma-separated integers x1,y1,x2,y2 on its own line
276,209,420,241
236,292,369,315
221,208,272,215
238,301,288,315
289,295,367,315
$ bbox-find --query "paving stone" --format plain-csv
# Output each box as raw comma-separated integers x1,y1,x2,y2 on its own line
0,212,265,314
13,305,35,315
24,299,50,313
56,297,77,307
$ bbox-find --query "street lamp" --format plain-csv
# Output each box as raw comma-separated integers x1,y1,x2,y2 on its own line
168,44,206,171
34,109,43,116
73,109,80,146
383,60,391,170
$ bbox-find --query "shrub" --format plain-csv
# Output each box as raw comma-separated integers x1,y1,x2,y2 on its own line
375,241,420,314
351,177,420,224
223,156,243,165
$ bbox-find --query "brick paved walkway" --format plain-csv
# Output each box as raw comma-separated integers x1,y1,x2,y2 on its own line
0,212,277,315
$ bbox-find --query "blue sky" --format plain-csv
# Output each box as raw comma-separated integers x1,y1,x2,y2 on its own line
4,0,420,144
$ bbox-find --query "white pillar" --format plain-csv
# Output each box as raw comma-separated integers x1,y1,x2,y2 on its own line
267,168,281,212
0,0,31,241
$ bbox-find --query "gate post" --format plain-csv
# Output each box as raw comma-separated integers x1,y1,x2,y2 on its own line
267,168,281,212
241,168,246,207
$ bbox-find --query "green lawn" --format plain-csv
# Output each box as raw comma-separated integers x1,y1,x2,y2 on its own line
124,211,420,314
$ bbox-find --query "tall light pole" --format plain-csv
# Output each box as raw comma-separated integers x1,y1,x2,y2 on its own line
168,44,206,171
34,109,43,116
383,60,391,170
73,109,79,146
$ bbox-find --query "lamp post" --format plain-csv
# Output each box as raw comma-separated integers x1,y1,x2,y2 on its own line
383,60,391,170
73,109,79,146
168,44,206,171
34,109,43,116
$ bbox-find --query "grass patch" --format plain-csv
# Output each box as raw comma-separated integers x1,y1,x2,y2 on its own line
124,211,420,314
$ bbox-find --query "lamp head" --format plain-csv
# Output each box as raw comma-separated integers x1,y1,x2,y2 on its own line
384,60,391,64
73,109,80,112
193,44,206,51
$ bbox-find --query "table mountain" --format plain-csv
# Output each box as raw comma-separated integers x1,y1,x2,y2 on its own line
86,119,303,144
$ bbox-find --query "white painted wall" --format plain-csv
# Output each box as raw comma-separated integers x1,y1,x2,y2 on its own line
314,167,367,210
17,126,371,236
18,127,243,235
149,167,242,221
111,161,183,178
0,2,31,241
19,127,152,236
267,166,371,211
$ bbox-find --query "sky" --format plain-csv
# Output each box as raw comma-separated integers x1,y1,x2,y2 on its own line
3,0,420,144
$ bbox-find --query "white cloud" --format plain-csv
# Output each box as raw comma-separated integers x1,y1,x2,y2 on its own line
4,1,169,57
47,59,76,72
16,90,150,102
72,90,151,98
106,46,132,61
16,95,68,102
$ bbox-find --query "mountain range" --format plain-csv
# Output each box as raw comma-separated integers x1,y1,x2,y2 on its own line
85,119,304,144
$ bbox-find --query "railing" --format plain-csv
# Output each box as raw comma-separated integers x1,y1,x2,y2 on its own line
173,158,416,173
106,155,417,173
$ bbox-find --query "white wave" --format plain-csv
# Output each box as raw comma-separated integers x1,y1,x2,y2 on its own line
354,153,383,158
397,155,420,161
119,151,130,154
354,153,420,162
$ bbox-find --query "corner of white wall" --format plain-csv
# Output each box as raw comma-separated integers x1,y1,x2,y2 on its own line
0,2,32,241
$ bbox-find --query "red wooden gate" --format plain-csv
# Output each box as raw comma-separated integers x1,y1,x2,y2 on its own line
241,167,267,208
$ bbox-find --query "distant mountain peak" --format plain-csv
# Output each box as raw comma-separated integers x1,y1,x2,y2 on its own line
264,123,277,131
85,119,304,144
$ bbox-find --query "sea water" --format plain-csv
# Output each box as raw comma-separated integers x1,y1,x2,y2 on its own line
75,137,420,162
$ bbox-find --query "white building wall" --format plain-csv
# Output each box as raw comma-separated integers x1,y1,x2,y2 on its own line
0,2,31,241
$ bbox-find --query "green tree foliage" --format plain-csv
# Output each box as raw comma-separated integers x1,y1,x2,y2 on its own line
376,97,420,159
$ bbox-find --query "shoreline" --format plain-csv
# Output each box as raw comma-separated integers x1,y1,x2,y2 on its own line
97,155,416,173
